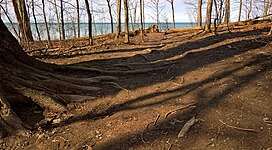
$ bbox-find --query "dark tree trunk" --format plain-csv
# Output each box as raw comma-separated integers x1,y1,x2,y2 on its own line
106,0,114,33
197,0,202,27
84,0,93,45
169,0,175,28
12,0,33,42
76,0,80,38
0,18,116,138
54,0,62,40
31,0,41,41
116,0,121,38
205,0,213,32
60,0,65,40
42,0,52,47
124,0,129,43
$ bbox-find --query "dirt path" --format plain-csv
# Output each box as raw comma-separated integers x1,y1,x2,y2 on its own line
1,23,272,150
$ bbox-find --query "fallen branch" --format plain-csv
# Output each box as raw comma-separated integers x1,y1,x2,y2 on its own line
153,115,160,126
167,64,175,74
178,117,197,138
165,103,196,117
219,119,257,133
106,82,129,91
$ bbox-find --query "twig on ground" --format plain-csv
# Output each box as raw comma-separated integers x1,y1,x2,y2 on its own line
167,64,175,74
139,54,149,61
165,103,196,118
154,115,160,126
141,122,152,144
169,77,185,86
106,82,129,92
219,119,257,133
178,116,197,138
263,117,272,124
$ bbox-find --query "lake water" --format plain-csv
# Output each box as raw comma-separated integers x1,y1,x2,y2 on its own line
5,22,197,41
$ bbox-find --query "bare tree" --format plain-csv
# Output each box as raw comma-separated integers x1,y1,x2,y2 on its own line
116,0,121,38
84,0,93,45
124,0,129,43
12,0,33,42
238,0,242,22
60,0,65,40
205,0,213,32
0,18,119,138
0,3,19,38
76,0,80,38
197,0,202,27
140,0,144,42
42,0,52,47
224,0,230,23
106,0,114,33
247,0,253,19
149,0,164,25
31,0,40,41
167,0,175,28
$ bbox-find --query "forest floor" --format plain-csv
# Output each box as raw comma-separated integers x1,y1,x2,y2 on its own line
1,22,272,150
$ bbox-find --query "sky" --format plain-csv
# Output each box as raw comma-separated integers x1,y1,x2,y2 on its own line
0,0,269,24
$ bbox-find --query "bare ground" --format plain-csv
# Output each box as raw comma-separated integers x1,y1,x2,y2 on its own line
1,22,272,150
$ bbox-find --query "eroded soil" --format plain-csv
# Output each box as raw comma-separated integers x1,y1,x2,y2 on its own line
1,23,272,150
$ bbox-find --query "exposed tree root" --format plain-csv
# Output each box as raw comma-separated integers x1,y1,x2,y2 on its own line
0,85,30,138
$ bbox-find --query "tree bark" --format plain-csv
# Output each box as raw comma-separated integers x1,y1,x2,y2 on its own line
116,0,121,38
140,0,144,42
204,0,213,32
84,0,93,45
42,0,52,48
31,0,41,41
0,18,117,138
53,0,62,40
124,0,130,43
12,0,33,42
106,0,114,33
197,0,202,27
76,0,80,38
224,0,230,23
247,0,252,19
60,0,65,40
238,0,242,22
168,0,175,28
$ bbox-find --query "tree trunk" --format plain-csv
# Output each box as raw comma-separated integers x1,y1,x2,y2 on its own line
204,0,213,32
42,0,52,48
124,0,130,43
197,0,202,27
116,0,121,38
54,0,62,40
224,0,230,23
247,0,252,19
76,0,80,38
0,5,19,39
0,18,117,138
12,0,33,42
106,0,114,33
84,0,93,45
140,0,144,42
238,0,242,22
60,0,65,40
170,0,175,28
31,0,41,41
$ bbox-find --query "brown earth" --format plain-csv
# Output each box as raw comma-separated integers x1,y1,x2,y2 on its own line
1,22,272,150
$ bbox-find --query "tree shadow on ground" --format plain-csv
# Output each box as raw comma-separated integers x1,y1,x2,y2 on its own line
93,53,271,150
